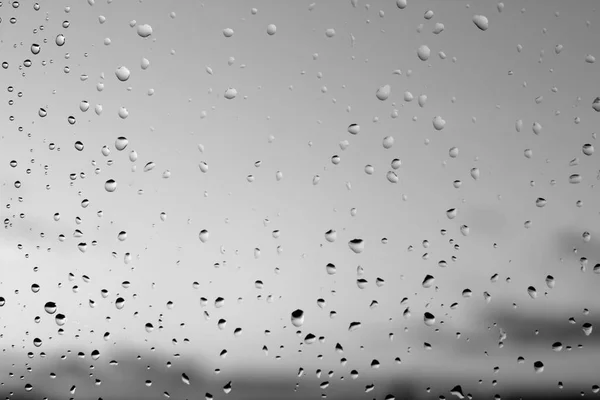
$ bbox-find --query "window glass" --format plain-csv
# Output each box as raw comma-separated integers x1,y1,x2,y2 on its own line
1,1,599,399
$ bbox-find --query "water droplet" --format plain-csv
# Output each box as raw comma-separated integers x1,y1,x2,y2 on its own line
449,147,459,158
44,301,57,314
348,239,365,254
551,342,562,352
55,34,66,46
137,24,153,38
291,309,304,327
30,43,41,55
423,312,435,326
446,208,457,219
470,167,480,180
118,107,129,119
432,23,444,34
115,297,125,310
325,28,336,38
585,54,596,64
348,123,360,135
181,373,190,385
460,225,470,236
533,361,544,373
55,314,66,326
223,28,234,38
432,116,446,130
115,137,128,151
376,84,391,101
382,136,394,149
396,0,407,9
535,198,547,207
422,275,435,288
583,323,593,336
104,179,117,192
386,171,399,183
199,230,209,243
267,24,277,35
143,162,155,172
417,45,431,61
115,66,130,82
546,275,555,289
326,263,337,275
532,122,543,135
473,15,489,31
527,286,537,299
582,144,594,155
569,174,582,184
224,87,237,99
74,141,84,151
593,97,600,112
324,229,337,242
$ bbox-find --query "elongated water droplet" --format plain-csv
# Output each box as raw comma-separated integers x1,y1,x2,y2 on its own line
473,15,489,31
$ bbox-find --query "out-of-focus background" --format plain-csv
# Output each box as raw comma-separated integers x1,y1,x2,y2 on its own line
1,0,600,399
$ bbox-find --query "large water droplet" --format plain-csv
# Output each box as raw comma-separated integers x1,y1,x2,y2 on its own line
104,179,117,192
137,24,153,38
291,309,304,327
417,45,431,61
432,116,446,130
348,239,365,253
115,137,128,151
199,230,209,243
473,15,489,31
348,124,360,135
386,171,399,183
376,85,391,101
115,66,130,82
424,312,435,326
324,229,337,242
44,301,57,314
224,88,237,99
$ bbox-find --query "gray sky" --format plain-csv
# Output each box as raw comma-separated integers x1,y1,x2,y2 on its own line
1,0,600,398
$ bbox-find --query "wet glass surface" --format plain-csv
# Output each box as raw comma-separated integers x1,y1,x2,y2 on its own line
1,1,600,399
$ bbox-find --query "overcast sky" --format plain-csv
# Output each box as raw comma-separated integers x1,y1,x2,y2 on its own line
1,0,600,397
